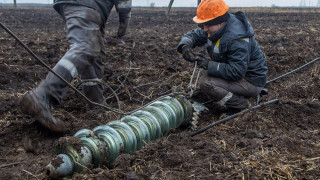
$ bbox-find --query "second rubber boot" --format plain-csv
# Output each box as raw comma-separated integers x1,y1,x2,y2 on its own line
82,84,106,112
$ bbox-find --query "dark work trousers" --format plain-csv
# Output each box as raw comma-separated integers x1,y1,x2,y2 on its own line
37,5,106,106
199,72,263,109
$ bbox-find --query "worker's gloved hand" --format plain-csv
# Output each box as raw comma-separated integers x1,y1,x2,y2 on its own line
181,45,195,62
195,57,209,70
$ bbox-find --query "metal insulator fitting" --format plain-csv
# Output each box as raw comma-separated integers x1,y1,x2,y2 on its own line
45,154,73,178
46,137,93,178
175,95,194,125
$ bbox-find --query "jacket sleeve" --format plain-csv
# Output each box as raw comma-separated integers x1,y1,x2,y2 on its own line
207,38,250,81
116,0,132,38
177,28,208,53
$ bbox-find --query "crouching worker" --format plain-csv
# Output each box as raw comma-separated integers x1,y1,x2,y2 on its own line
177,0,268,115
19,0,132,134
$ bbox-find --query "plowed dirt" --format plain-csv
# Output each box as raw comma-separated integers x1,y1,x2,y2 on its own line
0,7,319,179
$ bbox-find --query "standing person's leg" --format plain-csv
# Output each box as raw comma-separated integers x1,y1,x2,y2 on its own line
81,62,106,111
42,4,105,104
117,12,131,39
19,5,105,133
116,0,132,38
199,73,263,110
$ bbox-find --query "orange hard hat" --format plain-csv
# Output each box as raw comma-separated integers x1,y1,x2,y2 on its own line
193,0,229,24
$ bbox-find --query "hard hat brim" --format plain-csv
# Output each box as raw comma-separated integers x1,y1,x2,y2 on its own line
193,12,229,25
193,16,212,24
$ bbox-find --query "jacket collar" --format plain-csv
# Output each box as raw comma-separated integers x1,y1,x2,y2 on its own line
208,13,229,42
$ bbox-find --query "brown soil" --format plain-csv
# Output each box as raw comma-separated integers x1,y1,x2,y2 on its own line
0,7,319,180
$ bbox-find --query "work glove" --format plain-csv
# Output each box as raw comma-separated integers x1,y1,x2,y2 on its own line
195,56,209,70
181,45,195,62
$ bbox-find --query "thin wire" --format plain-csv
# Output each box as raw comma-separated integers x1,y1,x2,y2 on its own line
188,62,197,90
106,64,132,100
194,68,202,90
188,61,200,97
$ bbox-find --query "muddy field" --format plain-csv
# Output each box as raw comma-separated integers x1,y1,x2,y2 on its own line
0,6,320,180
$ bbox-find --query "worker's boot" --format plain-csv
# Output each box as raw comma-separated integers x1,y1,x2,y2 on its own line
224,94,250,116
19,88,67,134
215,92,249,116
82,84,106,113
224,106,244,115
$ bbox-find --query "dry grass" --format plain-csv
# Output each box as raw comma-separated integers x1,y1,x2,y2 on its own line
240,147,320,179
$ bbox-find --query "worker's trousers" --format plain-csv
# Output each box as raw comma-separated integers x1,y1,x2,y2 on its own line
199,72,264,109
37,5,106,107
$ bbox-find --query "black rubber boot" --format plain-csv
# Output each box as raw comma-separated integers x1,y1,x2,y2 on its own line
215,102,248,117
82,84,106,112
19,88,67,134
224,107,242,116
224,100,250,116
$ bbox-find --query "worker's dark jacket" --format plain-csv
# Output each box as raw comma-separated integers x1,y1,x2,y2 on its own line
53,0,132,23
178,12,268,87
